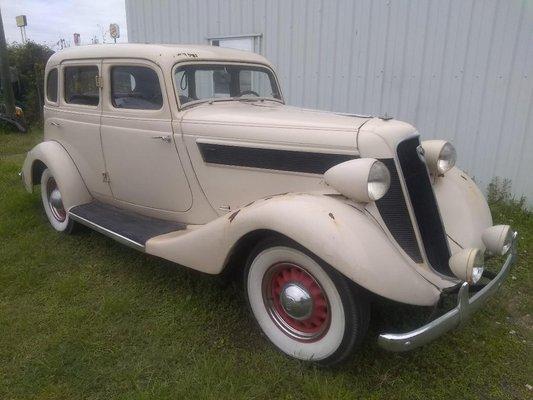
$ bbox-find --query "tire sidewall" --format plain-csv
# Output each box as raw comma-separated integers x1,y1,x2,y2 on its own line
245,238,367,364
41,168,71,232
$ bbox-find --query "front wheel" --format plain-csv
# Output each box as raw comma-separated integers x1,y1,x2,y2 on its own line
244,238,369,366
40,168,78,233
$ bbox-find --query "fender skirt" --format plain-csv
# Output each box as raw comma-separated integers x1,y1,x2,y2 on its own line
146,193,441,306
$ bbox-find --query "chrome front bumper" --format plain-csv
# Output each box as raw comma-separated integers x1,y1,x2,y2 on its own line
378,238,517,352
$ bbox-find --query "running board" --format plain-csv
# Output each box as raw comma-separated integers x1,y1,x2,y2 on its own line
69,201,186,251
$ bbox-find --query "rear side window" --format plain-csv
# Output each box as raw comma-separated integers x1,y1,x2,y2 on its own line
46,68,58,102
64,66,99,106
111,66,163,110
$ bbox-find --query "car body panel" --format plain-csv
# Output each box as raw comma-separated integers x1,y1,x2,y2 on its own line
100,58,193,212
434,167,493,250
146,193,442,306
22,140,92,210
180,101,368,213
45,59,112,198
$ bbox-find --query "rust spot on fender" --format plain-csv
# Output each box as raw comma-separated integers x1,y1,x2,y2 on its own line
263,192,290,202
228,209,240,222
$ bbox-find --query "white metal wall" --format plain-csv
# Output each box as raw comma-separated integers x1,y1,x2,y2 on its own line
126,0,533,204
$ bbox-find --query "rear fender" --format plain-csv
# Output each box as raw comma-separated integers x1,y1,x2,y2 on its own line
22,141,92,210
146,193,441,306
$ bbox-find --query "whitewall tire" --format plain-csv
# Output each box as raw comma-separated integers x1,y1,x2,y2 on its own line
244,237,369,366
40,168,77,233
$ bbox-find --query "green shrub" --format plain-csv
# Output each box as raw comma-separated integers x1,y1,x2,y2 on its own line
487,177,528,213
6,41,54,127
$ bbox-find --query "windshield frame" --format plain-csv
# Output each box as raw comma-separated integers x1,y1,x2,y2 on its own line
172,61,284,110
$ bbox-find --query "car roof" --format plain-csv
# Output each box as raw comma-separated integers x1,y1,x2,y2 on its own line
47,43,273,69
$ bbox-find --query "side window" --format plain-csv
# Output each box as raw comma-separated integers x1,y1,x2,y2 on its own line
111,66,163,110
46,68,58,103
64,66,99,106
175,69,191,103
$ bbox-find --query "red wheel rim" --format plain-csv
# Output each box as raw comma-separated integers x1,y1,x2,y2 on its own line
262,262,330,342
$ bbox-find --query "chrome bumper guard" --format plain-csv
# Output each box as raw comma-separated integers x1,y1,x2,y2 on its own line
378,238,517,352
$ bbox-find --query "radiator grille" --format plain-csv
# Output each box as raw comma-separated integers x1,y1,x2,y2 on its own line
375,159,423,263
396,137,452,275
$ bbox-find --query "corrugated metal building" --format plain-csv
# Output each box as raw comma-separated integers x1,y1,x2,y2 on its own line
125,0,532,204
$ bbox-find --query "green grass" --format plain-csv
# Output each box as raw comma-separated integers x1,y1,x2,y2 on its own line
1,129,531,399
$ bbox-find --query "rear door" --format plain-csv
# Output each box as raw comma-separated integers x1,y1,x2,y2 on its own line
50,59,112,197
100,59,192,212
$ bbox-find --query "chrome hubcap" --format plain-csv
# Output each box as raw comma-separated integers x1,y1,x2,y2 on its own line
46,177,66,222
49,189,63,209
262,262,330,342
280,283,313,320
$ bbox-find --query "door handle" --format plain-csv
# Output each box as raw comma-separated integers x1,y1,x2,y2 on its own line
151,135,172,143
49,121,61,127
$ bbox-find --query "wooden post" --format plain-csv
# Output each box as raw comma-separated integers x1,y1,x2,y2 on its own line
0,7,16,118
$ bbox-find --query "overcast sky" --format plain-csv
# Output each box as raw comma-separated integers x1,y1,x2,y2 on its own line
0,0,128,49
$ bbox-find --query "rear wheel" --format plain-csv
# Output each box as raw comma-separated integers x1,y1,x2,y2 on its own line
40,168,77,233
244,237,369,366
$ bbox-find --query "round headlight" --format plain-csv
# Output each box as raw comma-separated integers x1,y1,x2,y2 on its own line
324,158,390,202
421,140,457,175
368,161,391,200
437,142,457,174
482,225,515,256
449,248,484,284
470,250,484,284
501,231,514,255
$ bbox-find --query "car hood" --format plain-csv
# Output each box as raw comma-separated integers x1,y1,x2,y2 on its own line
180,101,371,132
180,101,418,159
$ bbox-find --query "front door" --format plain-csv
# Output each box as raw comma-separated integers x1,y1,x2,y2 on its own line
100,59,192,212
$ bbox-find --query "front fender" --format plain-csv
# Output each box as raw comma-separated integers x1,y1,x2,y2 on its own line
433,167,492,252
22,141,92,210
147,193,441,306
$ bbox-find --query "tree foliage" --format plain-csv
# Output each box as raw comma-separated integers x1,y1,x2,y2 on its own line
7,41,54,126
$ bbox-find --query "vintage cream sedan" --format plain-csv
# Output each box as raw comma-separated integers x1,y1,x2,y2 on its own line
22,44,516,365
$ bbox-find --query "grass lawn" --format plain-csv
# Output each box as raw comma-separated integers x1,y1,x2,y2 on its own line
0,129,531,399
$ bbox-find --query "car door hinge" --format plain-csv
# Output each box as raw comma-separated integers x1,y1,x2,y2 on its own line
102,172,110,183
95,76,103,88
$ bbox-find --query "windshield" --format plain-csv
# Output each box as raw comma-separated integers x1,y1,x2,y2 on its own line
174,64,282,106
